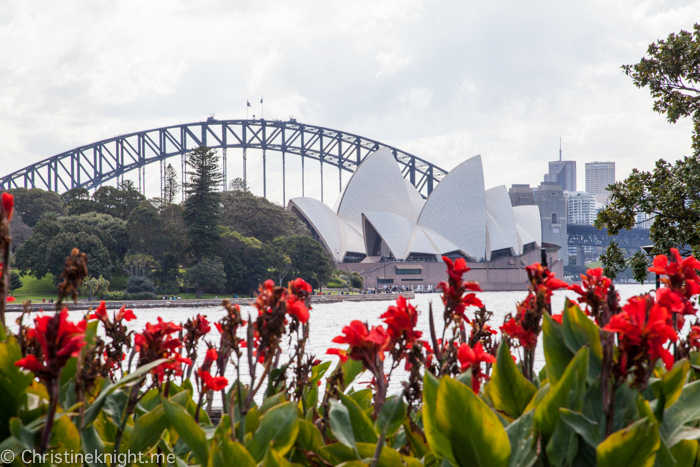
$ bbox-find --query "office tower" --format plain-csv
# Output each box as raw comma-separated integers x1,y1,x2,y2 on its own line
566,191,596,225
585,162,616,200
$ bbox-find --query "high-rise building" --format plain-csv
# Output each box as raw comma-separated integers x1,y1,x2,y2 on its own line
585,162,616,199
545,160,577,192
535,181,567,250
566,191,596,226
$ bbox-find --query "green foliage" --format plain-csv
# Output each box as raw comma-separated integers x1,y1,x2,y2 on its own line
597,418,660,467
485,341,537,419
9,271,22,292
599,241,627,280
125,275,155,294
183,146,223,260
186,256,226,298
270,235,334,288
222,190,308,243
6,187,64,227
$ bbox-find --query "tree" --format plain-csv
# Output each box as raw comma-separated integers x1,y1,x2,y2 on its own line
597,24,700,280
221,190,308,243
7,188,64,227
122,253,158,278
183,146,223,260
270,235,334,288
9,272,22,292
126,276,156,294
92,181,145,220
80,275,110,300
185,257,226,298
164,164,180,204
220,227,282,294
229,177,249,192
45,231,112,280
62,187,102,216
622,23,700,154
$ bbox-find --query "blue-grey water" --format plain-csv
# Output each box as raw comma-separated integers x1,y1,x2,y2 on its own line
9,284,652,404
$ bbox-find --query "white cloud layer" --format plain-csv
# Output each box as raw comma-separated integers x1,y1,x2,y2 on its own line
0,0,697,205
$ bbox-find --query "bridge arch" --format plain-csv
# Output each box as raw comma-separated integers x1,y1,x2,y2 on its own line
0,119,448,203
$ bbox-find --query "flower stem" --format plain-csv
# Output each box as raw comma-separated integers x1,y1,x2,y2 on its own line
40,378,60,453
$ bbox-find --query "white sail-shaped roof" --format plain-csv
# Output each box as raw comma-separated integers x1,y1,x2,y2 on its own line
362,212,416,260
417,155,487,261
289,197,346,258
339,218,366,255
513,205,542,247
336,148,418,225
485,185,521,256
404,179,425,221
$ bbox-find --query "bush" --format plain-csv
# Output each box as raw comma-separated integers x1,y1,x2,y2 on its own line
101,291,126,301
125,292,157,300
126,275,155,294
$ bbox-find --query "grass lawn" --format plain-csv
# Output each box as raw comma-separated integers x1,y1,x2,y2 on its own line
10,273,59,301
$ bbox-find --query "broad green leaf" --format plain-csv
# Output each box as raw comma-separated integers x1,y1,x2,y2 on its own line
597,418,660,467
260,392,286,413
560,408,602,447
545,416,578,466
661,380,700,444
341,358,364,390
127,405,168,454
208,437,256,467
348,388,373,410
669,440,699,467
375,395,405,438
423,372,456,464
9,418,34,450
403,416,430,459
311,361,332,385
661,360,690,409
0,337,33,439
523,382,550,413
320,442,403,467
162,397,210,466
435,377,511,467
505,410,537,467
48,416,81,466
542,313,575,385
81,424,107,467
296,419,324,451
246,401,299,462
329,399,358,454
261,445,291,467
534,347,588,443
562,301,603,383
485,341,537,419
338,392,378,443
83,358,170,428
337,461,369,467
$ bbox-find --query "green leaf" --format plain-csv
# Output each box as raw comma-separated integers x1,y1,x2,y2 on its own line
311,361,332,385
296,419,324,452
0,337,33,439
320,442,403,467
329,399,358,455
542,313,576,386
560,408,602,447
562,301,603,383
669,439,699,467
597,418,660,467
162,396,210,466
338,392,378,443
261,445,291,467
661,360,690,409
435,377,511,467
246,401,299,462
81,424,107,467
83,358,170,428
127,405,168,454
260,392,286,413
505,410,538,467
341,358,364,390
545,416,578,466
208,437,256,467
661,380,700,444
422,372,456,464
403,416,430,459
485,341,537,419
375,396,405,438
534,347,589,443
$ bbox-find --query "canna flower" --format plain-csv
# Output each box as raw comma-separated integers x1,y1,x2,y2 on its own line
2,192,14,221
135,317,192,382
285,295,310,324
327,320,390,372
199,370,228,392
457,342,496,393
526,263,569,303
689,326,700,349
15,309,87,382
380,295,423,347
500,317,537,350
437,256,483,321
649,248,700,299
603,295,678,370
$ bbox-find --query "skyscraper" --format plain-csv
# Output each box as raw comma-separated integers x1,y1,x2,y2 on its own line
543,140,576,191
585,162,616,200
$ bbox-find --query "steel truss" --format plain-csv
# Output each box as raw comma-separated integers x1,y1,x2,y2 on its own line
0,118,448,198
567,224,650,249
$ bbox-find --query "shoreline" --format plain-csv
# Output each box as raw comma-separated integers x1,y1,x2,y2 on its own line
6,291,416,313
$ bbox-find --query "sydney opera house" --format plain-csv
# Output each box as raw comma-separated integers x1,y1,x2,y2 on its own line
287,149,562,290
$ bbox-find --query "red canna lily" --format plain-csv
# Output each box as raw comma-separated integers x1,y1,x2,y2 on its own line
327,320,389,372
501,317,537,350
649,248,700,300
2,192,14,221
603,295,678,370
457,342,496,393
286,295,310,324
135,317,191,382
199,370,228,392
380,296,423,347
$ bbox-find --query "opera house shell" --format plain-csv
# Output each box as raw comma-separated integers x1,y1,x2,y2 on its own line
288,148,559,290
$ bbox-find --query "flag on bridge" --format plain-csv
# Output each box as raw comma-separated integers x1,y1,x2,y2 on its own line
260,98,263,104
247,100,251,107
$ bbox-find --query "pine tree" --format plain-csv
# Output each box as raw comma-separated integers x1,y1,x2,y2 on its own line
183,146,223,260
164,164,180,204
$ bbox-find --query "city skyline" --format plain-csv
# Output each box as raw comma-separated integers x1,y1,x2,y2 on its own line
0,1,697,206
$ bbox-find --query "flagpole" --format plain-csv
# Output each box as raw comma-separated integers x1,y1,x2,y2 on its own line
261,97,264,119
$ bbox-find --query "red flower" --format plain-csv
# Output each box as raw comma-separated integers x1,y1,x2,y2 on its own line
135,317,190,382
290,278,312,294
199,370,228,392
526,263,568,303
649,249,700,300
551,313,563,324
326,347,348,362
205,348,218,364
437,256,484,321
500,317,537,350
457,342,496,393
2,192,14,221
286,295,310,324
327,320,389,371
380,296,423,347
15,309,87,381
689,326,700,349
444,256,471,283
603,296,677,370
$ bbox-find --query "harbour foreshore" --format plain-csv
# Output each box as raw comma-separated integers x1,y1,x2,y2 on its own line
6,291,416,313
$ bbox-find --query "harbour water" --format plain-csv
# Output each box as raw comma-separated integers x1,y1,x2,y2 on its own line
8,283,653,403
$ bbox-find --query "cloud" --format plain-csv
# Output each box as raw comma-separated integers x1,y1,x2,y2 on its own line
0,0,698,206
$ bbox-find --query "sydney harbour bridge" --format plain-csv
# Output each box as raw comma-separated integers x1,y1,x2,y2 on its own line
1,117,649,251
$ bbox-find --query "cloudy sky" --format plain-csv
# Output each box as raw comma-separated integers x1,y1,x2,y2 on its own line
1,0,697,206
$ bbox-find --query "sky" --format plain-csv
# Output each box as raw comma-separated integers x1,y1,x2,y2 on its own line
0,0,697,206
